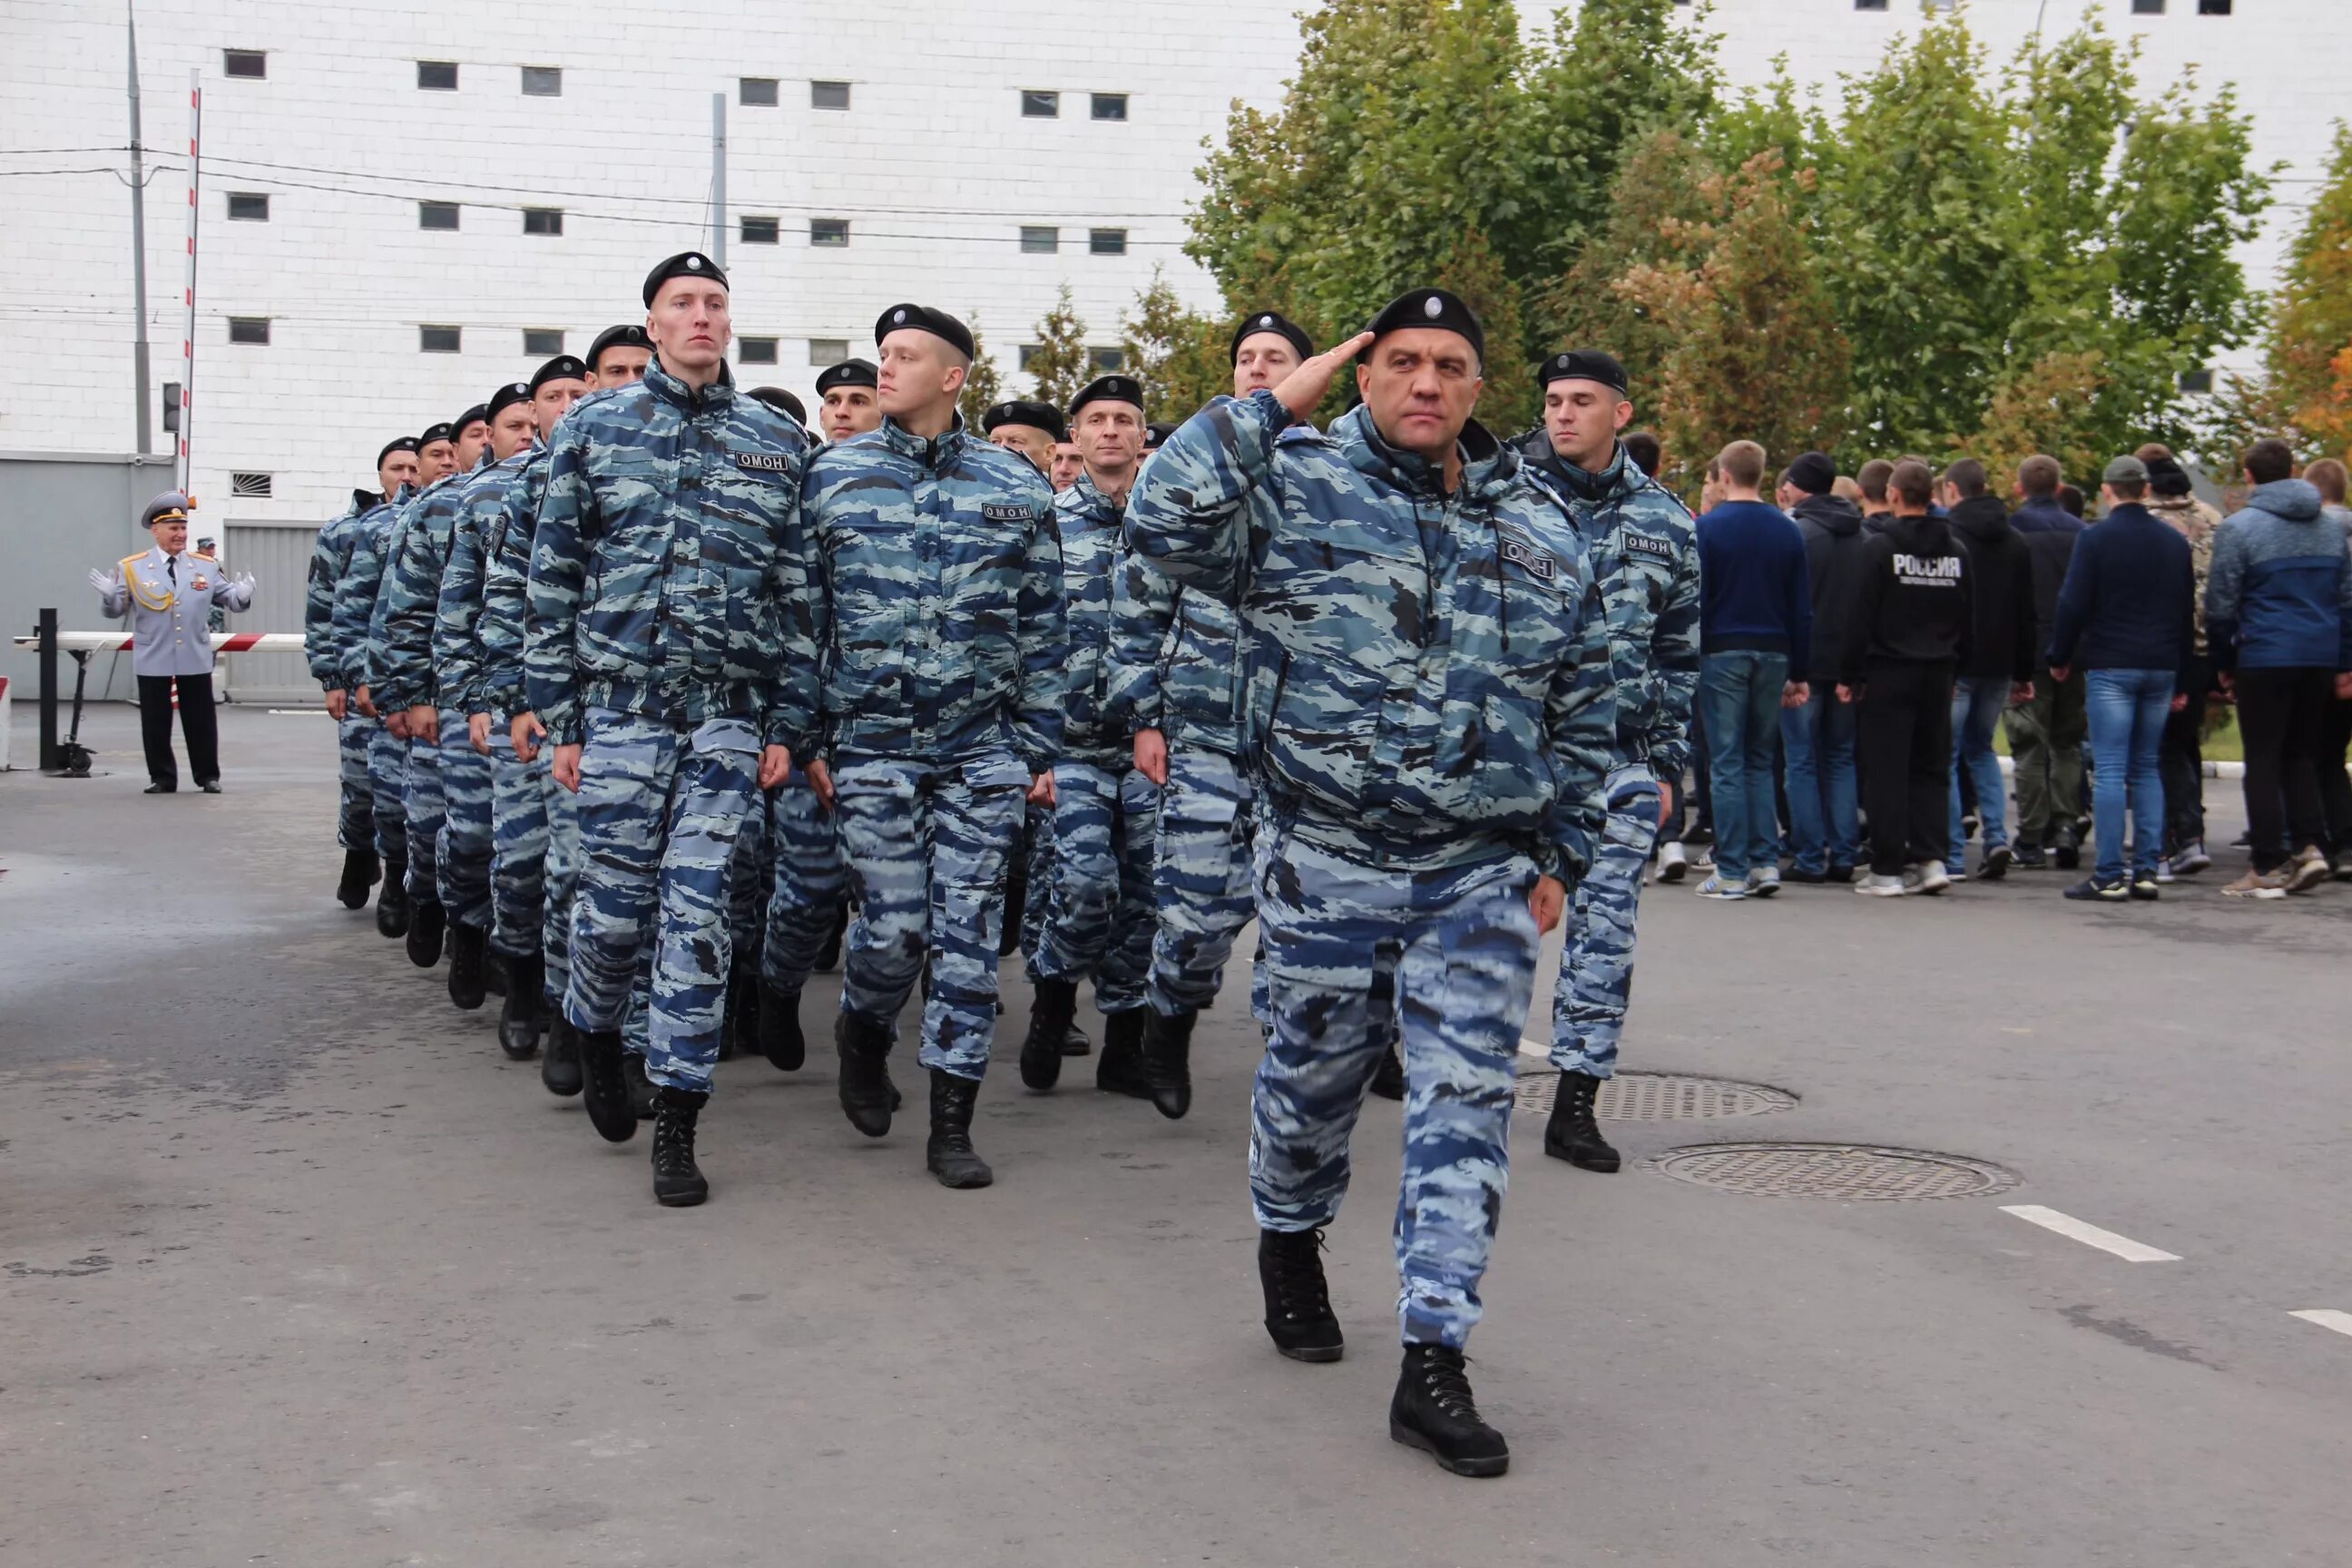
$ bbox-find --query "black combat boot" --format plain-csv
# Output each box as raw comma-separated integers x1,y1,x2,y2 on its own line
540,1014,583,1097
1369,1042,1405,1102
1543,1071,1620,1172
484,954,507,998
815,906,848,973
625,1052,659,1121
578,1028,639,1143
1139,1007,1196,1120
446,921,488,1010
650,1086,710,1208
376,858,410,938
1019,978,1079,1091
1096,1008,1151,1098
1061,1023,1092,1057
836,1010,896,1138
405,897,446,969
497,951,544,1060
1258,1228,1344,1362
759,983,806,1072
926,1069,994,1190
1390,1345,1509,1477
336,848,380,910
723,961,760,1061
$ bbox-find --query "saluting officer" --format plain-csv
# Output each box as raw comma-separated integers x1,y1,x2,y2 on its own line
92,491,255,793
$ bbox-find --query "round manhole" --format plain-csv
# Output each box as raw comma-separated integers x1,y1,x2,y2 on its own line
1512,1069,1798,1121
1645,1142,2020,1201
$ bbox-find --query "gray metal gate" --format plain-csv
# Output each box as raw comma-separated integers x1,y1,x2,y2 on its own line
220,520,319,703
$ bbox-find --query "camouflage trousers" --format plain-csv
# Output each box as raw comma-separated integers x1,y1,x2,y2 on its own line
728,789,769,958
1249,828,1539,1350
833,747,1027,1081
1551,773,1661,1078
400,724,443,902
563,709,759,1095
335,713,377,853
489,729,548,961
1030,761,1158,1015
760,779,848,995
436,711,494,933
543,758,579,996
366,724,408,864
1016,804,1053,960
1146,745,1259,1017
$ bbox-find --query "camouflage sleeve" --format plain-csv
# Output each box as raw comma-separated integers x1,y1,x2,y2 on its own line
303,520,350,688
1124,390,1288,604
476,474,536,718
1103,554,1176,737
328,524,386,694
1643,544,1702,780
433,488,493,718
760,466,821,757
1540,567,1618,883
1014,498,1068,772
377,498,446,712
363,524,405,703
524,431,593,747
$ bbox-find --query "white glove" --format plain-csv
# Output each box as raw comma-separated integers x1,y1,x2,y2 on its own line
88,567,118,593
232,571,257,593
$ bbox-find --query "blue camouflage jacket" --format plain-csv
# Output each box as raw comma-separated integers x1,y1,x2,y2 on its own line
305,489,378,690
524,358,818,753
328,478,431,701
476,444,555,720
803,414,1066,770
433,446,536,718
374,458,494,713
1052,470,1134,769
1518,433,1701,782
1127,391,1614,880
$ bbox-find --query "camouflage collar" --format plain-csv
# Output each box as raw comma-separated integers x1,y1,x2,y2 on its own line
643,354,737,416
1068,469,1127,524
1334,405,1514,502
348,488,377,514
1516,428,1631,505
877,412,968,472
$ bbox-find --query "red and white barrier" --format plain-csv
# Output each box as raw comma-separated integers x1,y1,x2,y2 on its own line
8,632,304,653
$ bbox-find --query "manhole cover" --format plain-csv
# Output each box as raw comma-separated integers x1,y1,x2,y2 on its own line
1645,1142,2020,1200
1512,1069,1797,1121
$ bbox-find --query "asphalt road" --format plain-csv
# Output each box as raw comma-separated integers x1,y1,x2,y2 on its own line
5,704,2351,1566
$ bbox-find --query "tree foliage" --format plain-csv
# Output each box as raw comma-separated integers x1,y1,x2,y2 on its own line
1026,283,1091,412
1122,268,1233,422
957,313,1004,430
2262,122,2352,457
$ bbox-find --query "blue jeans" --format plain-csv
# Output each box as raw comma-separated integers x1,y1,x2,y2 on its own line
1699,651,1789,882
2084,669,2172,882
1948,676,2012,868
1779,687,1858,875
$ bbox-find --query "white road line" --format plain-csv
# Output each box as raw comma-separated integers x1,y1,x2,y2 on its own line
2289,1309,2352,1338
1519,1035,1547,1060
2000,1205,2180,1262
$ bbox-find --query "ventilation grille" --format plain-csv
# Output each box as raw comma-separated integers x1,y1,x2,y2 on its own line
230,471,273,498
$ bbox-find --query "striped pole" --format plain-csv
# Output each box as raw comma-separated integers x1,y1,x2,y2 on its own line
176,66,201,495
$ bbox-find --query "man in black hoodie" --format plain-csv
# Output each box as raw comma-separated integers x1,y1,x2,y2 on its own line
1840,459,1974,896
2007,455,2090,868
1777,451,1866,880
1941,458,2039,879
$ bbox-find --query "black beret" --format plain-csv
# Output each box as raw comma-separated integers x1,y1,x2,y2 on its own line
1784,452,1838,495
1145,422,1179,447
983,398,1066,441
1230,310,1315,364
585,323,651,372
486,380,534,422
453,403,489,435
815,358,878,395
748,387,807,426
529,355,589,395
874,302,975,360
386,436,426,466
1538,348,1629,396
1069,374,1146,419
642,250,727,308
141,490,193,529
1363,288,1484,364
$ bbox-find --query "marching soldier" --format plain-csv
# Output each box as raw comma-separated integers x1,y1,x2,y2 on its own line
525,253,818,1208
981,398,1064,476
802,301,1064,1190
1519,351,1699,1174
91,491,254,793
1128,290,1614,1477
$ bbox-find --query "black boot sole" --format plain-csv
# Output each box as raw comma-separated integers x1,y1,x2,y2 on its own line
654,1178,709,1208
926,1156,995,1190
1271,1336,1345,1364
1389,1416,1509,1478
581,1036,639,1143
1544,1135,1622,1172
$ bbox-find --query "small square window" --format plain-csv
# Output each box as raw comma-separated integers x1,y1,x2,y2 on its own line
1022,90,1060,118
1089,348,1127,374
741,77,779,107
521,65,562,96
417,60,458,91
2132,0,2164,12
1854,0,1887,9
2179,367,2215,395
1020,226,1059,254
2197,0,2230,13
1091,93,1129,122
420,324,462,354
1018,345,1044,371
809,338,850,366
740,215,779,245
223,49,266,79
524,328,565,357
739,338,779,365
419,201,460,230
523,206,563,236
811,80,851,111
810,218,849,248
228,317,270,346
226,191,270,222
1089,228,1128,257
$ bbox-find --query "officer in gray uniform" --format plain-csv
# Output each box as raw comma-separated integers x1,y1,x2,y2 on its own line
92,492,255,792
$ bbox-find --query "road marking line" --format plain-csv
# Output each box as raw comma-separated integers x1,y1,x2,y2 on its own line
2000,1205,2180,1262
2290,1309,2352,1338
1519,1035,1547,1060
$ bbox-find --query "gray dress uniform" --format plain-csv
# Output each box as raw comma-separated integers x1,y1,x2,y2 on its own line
96,540,255,789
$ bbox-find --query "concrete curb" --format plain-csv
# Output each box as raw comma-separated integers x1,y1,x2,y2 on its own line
1996,756,2245,781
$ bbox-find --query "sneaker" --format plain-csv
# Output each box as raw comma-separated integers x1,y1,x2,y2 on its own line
2154,858,2175,884
1784,866,1828,885
2064,876,2129,902
2221,867,2288,900
1854,872,1907,897
1654,841,1689,884
1689,846,1716,874
1978,844,2014,882
1695,874,1748,900
2014,845,2049,871
2171,839,2211,876
2334,851,2352,883
2285,845,2332,894
1749,867,1782,898
1903,861,1951,897
2130,872,2161,901
1962,813,1980,842
1825,863,1857,885
1944,861,1970,884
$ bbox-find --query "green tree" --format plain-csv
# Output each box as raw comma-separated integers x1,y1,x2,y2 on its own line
1122,268,1232,422
957,312,1004,430
1535,127,1716,397
2262,122,2352,456
1027,283,1090,411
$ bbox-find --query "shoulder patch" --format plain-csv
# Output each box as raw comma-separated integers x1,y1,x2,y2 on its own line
734,451,792,474
981,502,1034,524
1623,533,1677,562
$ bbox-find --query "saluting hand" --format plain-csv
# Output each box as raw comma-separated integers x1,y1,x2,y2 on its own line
1270,331,1377,424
